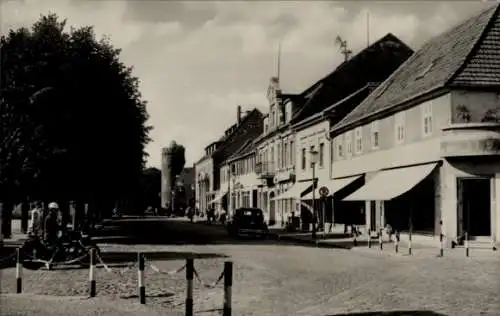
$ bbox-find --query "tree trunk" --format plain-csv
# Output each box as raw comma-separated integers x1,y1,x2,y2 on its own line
58,200,70,228
1,201,13,239
21,201,30,233
73,201,85,231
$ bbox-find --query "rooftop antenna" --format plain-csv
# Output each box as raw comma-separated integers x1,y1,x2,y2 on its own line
275,41,281,80
335,35,352,62
366,11,370,48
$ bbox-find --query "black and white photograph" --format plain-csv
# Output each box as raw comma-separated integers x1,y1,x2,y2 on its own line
1,0,499,315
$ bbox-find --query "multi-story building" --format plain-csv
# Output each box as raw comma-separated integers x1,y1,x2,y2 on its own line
194,106,263,213
269,34,414,228
216,140,260,215
328,4,500,248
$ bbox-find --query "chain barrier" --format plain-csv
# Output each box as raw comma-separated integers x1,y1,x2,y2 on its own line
193,266,225,289
147,260,186,275
94,251,136,275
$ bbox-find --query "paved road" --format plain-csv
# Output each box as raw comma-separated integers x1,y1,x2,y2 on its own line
2,217,500,316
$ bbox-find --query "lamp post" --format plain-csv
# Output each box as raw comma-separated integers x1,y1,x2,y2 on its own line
309,149,319,240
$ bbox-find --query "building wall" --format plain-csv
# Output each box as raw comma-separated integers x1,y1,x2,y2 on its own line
194,157,214,212
329,90,500,246
295,120,330,187
331,93,451,177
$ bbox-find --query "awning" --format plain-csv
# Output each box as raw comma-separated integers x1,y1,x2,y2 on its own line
208,188,228,204
343,163,438,201
272,181,313,200
302,175,363,199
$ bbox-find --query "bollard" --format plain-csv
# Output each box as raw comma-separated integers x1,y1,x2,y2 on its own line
367,231,371,248
465,232,469,257
223,261,233,316
379,228,383,250
185,258,194,316
408,233,412,255
439,233,444,257
138,253,145,304
395,232,400,254
89,248,96,297
16,248,22,293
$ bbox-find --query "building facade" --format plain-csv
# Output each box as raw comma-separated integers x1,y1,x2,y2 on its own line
329,4,500,248
194,106,263,213
275,33,414,229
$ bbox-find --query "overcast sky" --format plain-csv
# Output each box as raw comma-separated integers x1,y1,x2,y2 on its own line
1,0,495,168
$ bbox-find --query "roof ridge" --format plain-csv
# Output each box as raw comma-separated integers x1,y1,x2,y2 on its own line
323,83,378,113
290,82,324,122
446,3,500,85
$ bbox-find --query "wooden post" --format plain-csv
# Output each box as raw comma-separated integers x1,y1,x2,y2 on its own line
89,248,96,297
185,258,194,316
223,261,233,316
439,220,444,257
16,248,23,293
138,252,145,304
408,207,413,256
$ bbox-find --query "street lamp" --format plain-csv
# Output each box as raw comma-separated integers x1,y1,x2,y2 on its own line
309,148,319,240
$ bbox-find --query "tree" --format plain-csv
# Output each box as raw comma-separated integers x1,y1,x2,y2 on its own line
138,167,161,210
169,141,186,180
0,14,151,231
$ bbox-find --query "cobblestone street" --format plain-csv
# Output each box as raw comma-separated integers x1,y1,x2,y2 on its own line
1,218,500,315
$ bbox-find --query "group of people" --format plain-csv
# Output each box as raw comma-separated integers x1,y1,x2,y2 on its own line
28,201,63,245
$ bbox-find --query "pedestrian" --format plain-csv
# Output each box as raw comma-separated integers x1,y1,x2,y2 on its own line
44,202,61,246
28,201,43,237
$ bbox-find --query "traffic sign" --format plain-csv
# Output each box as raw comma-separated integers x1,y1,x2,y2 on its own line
319,186,329,197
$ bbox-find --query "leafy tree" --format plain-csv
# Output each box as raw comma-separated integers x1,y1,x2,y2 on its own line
0,14,151,230
138,167,161,210
168,141,186,180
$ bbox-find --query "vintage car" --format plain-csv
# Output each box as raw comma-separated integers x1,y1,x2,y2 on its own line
226,208,269,238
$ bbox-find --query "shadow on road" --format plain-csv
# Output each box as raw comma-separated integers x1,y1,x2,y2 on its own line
326,311,447,316
91,217,354,250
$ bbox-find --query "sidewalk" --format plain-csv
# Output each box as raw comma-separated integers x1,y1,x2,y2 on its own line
0,293,169,316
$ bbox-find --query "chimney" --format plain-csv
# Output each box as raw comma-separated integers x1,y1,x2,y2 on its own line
237,105,242,125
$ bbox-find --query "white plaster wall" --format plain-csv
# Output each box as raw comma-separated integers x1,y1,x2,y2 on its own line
295,120,330,187
331,94,451,178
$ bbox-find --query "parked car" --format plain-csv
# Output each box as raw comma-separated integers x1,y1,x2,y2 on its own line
226,208,269,238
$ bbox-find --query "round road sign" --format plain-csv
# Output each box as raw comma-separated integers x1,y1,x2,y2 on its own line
319,186,329,197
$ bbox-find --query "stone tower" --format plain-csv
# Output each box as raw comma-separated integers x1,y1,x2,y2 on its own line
161,142,176,209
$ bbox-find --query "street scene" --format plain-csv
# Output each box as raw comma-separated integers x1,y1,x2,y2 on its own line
1,1,500,316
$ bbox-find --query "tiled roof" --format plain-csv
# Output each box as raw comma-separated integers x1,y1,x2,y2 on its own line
226,139,256,163
290,33,414,123
212,108,263,160
451,5,500,86
292,83,381,131
334,4,500,132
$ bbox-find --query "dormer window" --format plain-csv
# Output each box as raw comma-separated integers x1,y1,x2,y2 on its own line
416,56,442,80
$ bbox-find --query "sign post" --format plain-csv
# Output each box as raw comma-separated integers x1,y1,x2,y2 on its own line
319,187,329,231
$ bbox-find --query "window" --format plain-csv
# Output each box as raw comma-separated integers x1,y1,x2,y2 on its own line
346,132,352,155
422,102,433,137
290,141,294,165
281,141,285,168
337,141,343,158
395,112,406,144
284,142,288,167
319,143,325,167
277,143,281,169
270,147,274,170
301,148,306,170
310,145,315,168
355,127,363,154
371,121,380,149
330,139,335,161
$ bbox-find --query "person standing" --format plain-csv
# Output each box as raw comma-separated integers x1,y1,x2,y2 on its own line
28,201,43,236
44,202,60,245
